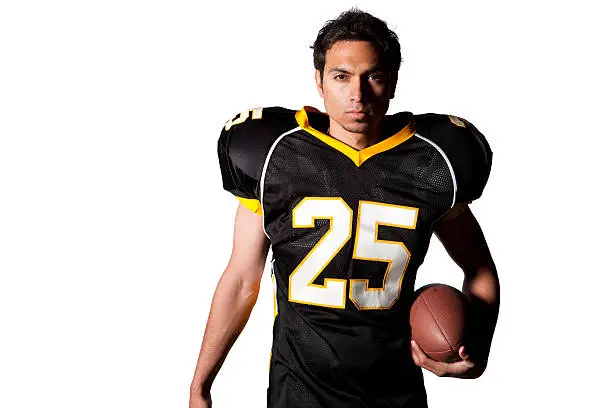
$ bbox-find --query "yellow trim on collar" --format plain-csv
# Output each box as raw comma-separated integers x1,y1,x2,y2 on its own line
295,106,415,167
236,196,262,215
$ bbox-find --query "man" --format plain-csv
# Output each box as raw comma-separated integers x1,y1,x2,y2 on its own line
190,8,499,408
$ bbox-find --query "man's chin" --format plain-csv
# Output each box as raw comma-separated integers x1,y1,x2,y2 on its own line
342,120,371,133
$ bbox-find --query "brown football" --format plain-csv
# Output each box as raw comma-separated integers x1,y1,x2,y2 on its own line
409,284,468,363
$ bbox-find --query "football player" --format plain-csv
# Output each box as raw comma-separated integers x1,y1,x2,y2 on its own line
190,8,499,408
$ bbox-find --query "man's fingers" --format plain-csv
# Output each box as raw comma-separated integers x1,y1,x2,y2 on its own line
411,341,480,378
411,340,427,362
411,340,479,378
411,340,445,376
459,346,469,361
411,340,429,367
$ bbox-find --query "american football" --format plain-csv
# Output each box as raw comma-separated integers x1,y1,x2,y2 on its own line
410,284,469,363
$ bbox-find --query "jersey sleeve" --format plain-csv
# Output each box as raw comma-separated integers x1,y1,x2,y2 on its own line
216,107,297,215
417,114,493,205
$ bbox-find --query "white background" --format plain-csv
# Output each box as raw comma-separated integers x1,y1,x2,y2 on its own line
1,0,610,407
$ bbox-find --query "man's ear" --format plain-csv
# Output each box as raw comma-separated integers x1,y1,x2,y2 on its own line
315,70,324,98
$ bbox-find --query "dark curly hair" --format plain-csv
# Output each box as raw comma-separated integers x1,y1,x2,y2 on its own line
311,8,402,75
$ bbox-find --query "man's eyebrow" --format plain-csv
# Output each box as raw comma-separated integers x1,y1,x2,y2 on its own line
328,66,385,74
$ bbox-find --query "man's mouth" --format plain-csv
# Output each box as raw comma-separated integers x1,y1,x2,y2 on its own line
346,110,367,118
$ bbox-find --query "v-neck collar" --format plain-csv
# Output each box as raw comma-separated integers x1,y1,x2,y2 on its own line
294,106,416,167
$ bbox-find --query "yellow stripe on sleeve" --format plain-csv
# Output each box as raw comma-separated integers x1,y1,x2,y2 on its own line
237,196,263,215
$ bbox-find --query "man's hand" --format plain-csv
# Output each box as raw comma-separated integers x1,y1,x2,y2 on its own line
189,387,212,408
411,340,485,379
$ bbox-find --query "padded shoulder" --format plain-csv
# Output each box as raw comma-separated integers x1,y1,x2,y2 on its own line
414,113,492,204
217,106,298,202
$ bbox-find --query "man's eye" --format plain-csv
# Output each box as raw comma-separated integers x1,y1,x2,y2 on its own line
370,74,384,82
335,74,347,80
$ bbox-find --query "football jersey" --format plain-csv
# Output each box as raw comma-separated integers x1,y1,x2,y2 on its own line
217,106,492,408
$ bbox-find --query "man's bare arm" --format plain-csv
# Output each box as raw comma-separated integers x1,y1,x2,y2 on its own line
411,204,500,379
435,203,500,374
189,203,270,405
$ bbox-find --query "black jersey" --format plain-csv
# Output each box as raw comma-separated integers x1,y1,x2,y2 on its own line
217,106,492,408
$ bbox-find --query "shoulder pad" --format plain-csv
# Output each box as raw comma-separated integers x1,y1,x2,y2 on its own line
414,113,492,203
217,107,298,202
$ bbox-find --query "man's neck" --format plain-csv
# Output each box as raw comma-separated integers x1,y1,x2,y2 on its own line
328,120,383,151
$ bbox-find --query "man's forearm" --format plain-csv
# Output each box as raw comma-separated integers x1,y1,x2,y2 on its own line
190,271,260,395
462,265,500,368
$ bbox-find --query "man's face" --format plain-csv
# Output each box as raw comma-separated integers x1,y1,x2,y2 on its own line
315,40,396,134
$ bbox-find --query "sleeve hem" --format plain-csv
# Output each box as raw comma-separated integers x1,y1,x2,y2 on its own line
236,196,263,216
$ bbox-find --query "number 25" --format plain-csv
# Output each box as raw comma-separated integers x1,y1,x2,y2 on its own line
289,197,418,310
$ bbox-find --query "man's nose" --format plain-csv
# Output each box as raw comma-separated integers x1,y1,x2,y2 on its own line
349,77,364,102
